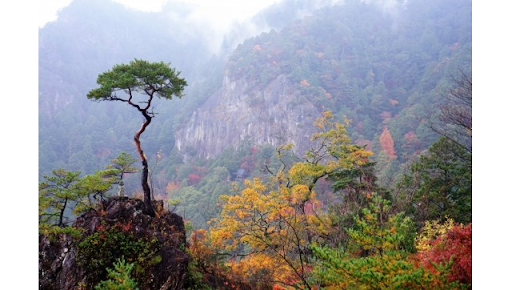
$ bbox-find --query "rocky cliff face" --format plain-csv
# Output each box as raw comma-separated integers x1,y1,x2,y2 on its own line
175,74,321,159
39,197,188,290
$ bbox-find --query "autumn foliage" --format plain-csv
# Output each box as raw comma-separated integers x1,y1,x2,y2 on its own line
187,173,203,185
165,181,180,194
379,127,396,158
311,195,460,289
209,177,328,288
182,111,471,289
202,112,376,289
187,229,276,289
417,223,472,285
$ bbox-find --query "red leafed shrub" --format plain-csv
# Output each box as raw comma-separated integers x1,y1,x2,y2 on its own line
419,223,472,285
188,173,202,185
404,131,419,143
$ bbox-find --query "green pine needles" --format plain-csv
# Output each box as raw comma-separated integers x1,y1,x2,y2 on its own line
95,258,139,290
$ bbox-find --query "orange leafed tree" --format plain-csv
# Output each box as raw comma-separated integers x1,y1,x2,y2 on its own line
209,177,327,289
379,127,396,158
165,181,180,194
208,111,373,289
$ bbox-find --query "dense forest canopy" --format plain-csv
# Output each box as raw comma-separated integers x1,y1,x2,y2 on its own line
38,0,472,230
40,0,470,184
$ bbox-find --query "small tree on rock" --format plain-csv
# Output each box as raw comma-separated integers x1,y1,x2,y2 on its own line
39,169,81,228
87,59,187,216
105,151,139,183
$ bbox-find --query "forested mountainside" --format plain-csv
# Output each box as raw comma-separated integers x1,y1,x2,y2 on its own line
176,0,471,183
40,0,470,179
38,0,334,178
39,0,472,288
39,0,471,225
39,0,224,177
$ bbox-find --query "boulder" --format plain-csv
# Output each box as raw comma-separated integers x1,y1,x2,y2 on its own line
39,197,188,290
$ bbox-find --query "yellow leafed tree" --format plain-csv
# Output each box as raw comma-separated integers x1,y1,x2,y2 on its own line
208,111,373,289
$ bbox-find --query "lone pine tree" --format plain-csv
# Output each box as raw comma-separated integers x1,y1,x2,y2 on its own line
87,59,187,216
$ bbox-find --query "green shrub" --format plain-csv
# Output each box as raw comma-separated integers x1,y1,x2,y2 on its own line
95,257,139,290
76,223,161,287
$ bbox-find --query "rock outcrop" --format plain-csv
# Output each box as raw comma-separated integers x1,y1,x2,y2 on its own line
175,74,321,160
39,197,188,290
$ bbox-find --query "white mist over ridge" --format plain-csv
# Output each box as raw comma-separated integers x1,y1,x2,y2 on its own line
40,0,368,53
38,0,282,52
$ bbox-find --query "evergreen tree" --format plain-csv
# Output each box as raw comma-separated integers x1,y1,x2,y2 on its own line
87,59,187,216
39,169,82,228
94,258,139,290
395,137,472,227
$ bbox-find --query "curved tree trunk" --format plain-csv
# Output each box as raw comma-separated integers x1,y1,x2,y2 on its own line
134,112,155,217
58,198,68,227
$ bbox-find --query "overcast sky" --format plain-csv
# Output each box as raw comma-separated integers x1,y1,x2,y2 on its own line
40,0,283,28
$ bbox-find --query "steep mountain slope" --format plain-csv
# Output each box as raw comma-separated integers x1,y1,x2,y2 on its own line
176,74,319,159
175,0,471,177
39,0,471,193
38,0,220,177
